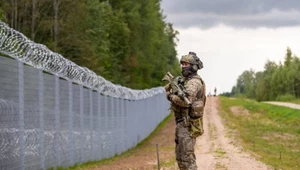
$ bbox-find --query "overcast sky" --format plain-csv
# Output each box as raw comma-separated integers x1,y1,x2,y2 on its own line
160,0,300,94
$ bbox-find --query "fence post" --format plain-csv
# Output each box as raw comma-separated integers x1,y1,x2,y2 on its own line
79,85,84,163
104,95,108,158
55,75,61,166
39,69,45,169
68,80,74,165
97,94,101,160
121,99,125,153
89,90,94,161
18,61,24,170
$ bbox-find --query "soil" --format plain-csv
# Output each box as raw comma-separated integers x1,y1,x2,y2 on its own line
84,97,272,170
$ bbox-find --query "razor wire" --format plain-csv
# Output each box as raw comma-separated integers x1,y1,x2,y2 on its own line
0,20,164,100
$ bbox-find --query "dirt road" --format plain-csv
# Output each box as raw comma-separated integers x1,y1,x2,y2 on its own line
195,97,271,170
86,97,272,170
264,101,300,109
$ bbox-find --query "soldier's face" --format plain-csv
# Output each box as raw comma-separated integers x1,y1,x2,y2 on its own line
181,62,192,77
181,62,190,68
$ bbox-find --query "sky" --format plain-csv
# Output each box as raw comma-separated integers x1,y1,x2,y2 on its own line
160,0,300,94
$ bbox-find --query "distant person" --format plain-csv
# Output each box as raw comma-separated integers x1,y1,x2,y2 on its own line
164,51,206,170
214,87,217,96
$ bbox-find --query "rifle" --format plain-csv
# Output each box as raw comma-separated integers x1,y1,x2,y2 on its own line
162,72,191,106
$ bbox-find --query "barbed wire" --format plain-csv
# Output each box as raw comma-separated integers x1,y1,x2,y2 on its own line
0,20,164,100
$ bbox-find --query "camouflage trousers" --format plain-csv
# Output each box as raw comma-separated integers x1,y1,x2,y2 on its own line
175,122,197,170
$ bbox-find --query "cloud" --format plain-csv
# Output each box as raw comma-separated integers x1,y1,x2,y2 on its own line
161,0,300,28
160,1,300,94
175,25,300,93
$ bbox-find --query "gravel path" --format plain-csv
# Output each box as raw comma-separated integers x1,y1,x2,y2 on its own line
195,97,272,170
264,101,300,109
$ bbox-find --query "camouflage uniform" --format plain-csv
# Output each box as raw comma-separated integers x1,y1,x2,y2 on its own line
165,52,206,170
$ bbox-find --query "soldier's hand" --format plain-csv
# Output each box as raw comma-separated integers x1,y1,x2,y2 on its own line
164,83,171,92
166,91,173,101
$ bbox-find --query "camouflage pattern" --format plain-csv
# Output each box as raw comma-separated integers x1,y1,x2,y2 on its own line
175,121,197,170
165,74,205,170
189,116,204,138
180,54,198,65
180,54,203,70
171,75,203,108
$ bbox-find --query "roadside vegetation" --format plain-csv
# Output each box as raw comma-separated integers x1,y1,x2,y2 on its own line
221,47,300,105
52,113,176,170
220,96,300,170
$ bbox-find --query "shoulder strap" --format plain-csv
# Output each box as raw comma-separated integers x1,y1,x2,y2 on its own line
200,78,206,106
192,75,206,106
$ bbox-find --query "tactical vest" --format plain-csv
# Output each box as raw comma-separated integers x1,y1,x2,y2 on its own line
189,75,206,138
171,75,206,125
189,75,206,118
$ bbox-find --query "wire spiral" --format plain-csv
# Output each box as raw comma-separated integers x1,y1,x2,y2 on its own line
0,20,164,100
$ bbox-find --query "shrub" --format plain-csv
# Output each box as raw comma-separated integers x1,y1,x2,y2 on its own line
276,93,296,101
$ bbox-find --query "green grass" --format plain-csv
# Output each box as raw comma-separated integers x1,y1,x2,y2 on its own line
215,162,227,170
215,148,226,158
220,97,300,170
159,155,177,168
49,113,174,170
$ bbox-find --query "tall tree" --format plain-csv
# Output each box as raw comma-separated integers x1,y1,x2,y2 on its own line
0,0,180,89
31,0,36,40
53,0,59,51
235,69,256,98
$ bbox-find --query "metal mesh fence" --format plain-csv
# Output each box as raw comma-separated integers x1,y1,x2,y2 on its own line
0,20,170,170
0,56,170,170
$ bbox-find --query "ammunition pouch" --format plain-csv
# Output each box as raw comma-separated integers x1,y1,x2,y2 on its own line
189,116,204,138
189,100,204,118
188,99,205,138
171,103,190,127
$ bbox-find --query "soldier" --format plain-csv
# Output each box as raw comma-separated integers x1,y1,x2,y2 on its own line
165,51,206,170
214,87,217,96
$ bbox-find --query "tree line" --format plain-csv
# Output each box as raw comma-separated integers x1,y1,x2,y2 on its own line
223,47,300,101
0,0,181,89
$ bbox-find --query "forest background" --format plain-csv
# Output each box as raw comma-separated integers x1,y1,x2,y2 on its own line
226,47,300,103
1,0,300,103
0,0,181,89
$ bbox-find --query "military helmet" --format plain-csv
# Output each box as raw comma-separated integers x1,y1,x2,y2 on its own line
180,51,203,70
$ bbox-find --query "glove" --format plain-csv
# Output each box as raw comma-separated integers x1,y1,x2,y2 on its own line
164,83,171,92
166,91,173,101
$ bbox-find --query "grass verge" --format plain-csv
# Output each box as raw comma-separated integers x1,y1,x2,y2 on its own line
49,113,175,170
219,97,300,170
